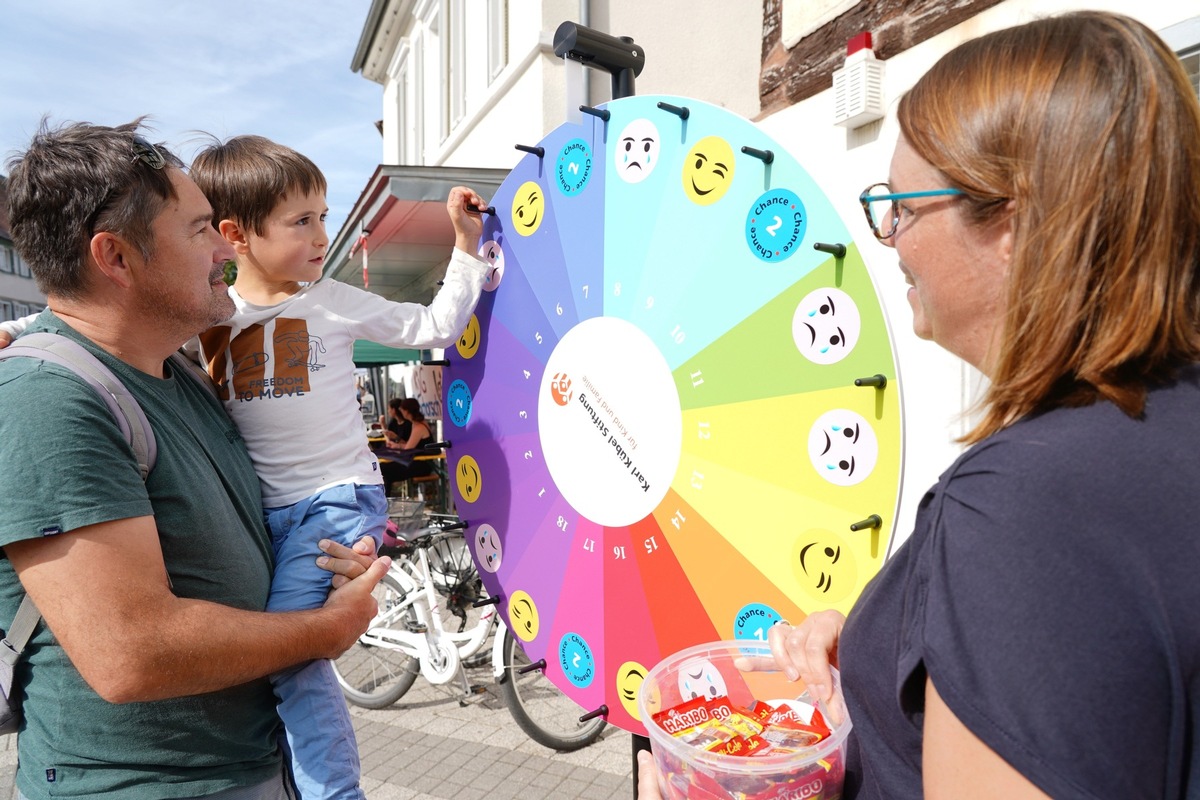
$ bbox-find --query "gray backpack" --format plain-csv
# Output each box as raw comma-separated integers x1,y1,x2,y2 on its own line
0,332,211,733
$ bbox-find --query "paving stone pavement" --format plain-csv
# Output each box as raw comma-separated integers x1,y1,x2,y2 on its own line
0,652,637,800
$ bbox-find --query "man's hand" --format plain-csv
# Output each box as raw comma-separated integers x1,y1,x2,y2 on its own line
318,554,392,657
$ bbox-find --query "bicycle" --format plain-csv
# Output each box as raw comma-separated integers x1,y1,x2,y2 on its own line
332,511,607,752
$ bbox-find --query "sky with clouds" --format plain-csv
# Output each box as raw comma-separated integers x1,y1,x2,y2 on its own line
0,0,383,238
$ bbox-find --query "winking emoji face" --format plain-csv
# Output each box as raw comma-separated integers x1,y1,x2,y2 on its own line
682,136,735,206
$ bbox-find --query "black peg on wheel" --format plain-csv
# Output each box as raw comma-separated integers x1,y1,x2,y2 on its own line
579,705,609,723
741,146,774,164
422,358,450,366
813,241,847,258
850,514,883,532
580,105,611,121
472,594,501,608
466,203,496,216
854,374,887,389
515,144,545,157
518,659,547,675
656,101,690,120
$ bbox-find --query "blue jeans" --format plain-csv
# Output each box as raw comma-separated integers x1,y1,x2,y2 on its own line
264,483,388,800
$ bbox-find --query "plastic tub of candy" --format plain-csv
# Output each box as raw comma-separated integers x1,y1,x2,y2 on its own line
638,640,852,800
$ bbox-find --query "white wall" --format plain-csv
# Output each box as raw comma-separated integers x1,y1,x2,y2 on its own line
758,0,1200,547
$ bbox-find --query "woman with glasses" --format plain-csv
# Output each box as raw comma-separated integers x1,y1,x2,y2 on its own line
640,10,1200,800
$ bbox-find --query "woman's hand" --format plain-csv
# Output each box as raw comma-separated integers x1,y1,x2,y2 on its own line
317,535,379,589
767,610,846,706
637,751,662,799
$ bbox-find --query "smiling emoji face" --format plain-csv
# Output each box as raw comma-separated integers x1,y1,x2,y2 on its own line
791,529,858,604
455,455,482,503
508,590,540,642
682,136,735,206
617,660,649,720
511,181,545,236
456,314,481,359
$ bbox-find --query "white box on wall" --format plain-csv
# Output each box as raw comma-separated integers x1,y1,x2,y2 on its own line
833,34,886,128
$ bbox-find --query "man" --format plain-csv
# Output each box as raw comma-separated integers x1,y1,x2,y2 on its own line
0,119,387,799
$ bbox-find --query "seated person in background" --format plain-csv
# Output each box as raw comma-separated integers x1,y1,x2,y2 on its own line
378,398,436,495
380,396,412,445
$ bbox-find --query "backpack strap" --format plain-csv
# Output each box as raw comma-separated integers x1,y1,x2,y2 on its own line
168,350,219,402
0,596,40,665
0,332,164,678
0,332,156,479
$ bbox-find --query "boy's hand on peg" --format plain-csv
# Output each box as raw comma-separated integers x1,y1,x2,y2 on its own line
448,185,487,252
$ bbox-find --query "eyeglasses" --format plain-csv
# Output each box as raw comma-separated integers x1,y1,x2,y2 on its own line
86,136,169,236
131,135,166,170
859,182,963,241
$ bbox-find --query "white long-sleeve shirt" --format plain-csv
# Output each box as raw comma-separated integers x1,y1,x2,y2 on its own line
194,249,486,507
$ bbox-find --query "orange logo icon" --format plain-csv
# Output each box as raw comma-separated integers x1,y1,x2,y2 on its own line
550,373,573,406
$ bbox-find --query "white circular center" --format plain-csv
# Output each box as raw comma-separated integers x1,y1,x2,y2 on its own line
539,318,682,526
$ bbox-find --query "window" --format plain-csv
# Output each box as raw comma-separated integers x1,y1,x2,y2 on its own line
0,301,11,322
15,252,30,278
1181,46,1199,100
447,0,466,131
1162,16,1200,100
13,303,28,319
415,0,444,146
0,246,13,274
390,42,415,164
487,0,508,83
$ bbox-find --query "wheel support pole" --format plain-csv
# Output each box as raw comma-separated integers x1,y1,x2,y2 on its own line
632,733,652,797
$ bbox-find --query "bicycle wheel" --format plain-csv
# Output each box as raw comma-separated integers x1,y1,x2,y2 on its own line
332,572,420,708
499,627,607,751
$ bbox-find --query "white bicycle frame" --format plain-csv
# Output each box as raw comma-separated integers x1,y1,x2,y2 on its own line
362,534,510,691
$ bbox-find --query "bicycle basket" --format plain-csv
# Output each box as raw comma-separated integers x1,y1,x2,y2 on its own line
386,497,425,534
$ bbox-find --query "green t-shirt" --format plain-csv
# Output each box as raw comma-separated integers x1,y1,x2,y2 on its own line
0,313,280,799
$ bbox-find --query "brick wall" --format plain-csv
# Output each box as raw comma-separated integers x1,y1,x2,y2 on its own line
760,0,1007,118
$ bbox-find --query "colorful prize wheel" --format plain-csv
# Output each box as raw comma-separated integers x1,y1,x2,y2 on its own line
442,95,903,735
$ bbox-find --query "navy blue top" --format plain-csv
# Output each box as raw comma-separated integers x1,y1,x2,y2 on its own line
840,365,1200,799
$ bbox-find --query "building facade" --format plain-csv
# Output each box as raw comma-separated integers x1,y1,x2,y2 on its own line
0,176,47,323
334,0,1200,542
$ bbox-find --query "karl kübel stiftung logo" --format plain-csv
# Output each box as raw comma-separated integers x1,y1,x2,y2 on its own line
550,372,574,406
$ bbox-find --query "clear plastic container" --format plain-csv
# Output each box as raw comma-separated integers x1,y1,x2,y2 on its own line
638,640,852,800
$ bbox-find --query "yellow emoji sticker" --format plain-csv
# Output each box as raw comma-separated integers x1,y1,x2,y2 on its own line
616,660,649,721
456,314,481,359
511,181,545,236
681,136,735,206
508,590,540,642
455,455,482,504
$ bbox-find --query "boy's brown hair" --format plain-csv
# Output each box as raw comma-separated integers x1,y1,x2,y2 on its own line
189,135,327,236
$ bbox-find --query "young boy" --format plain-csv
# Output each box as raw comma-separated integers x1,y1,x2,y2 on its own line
188,136,488,799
